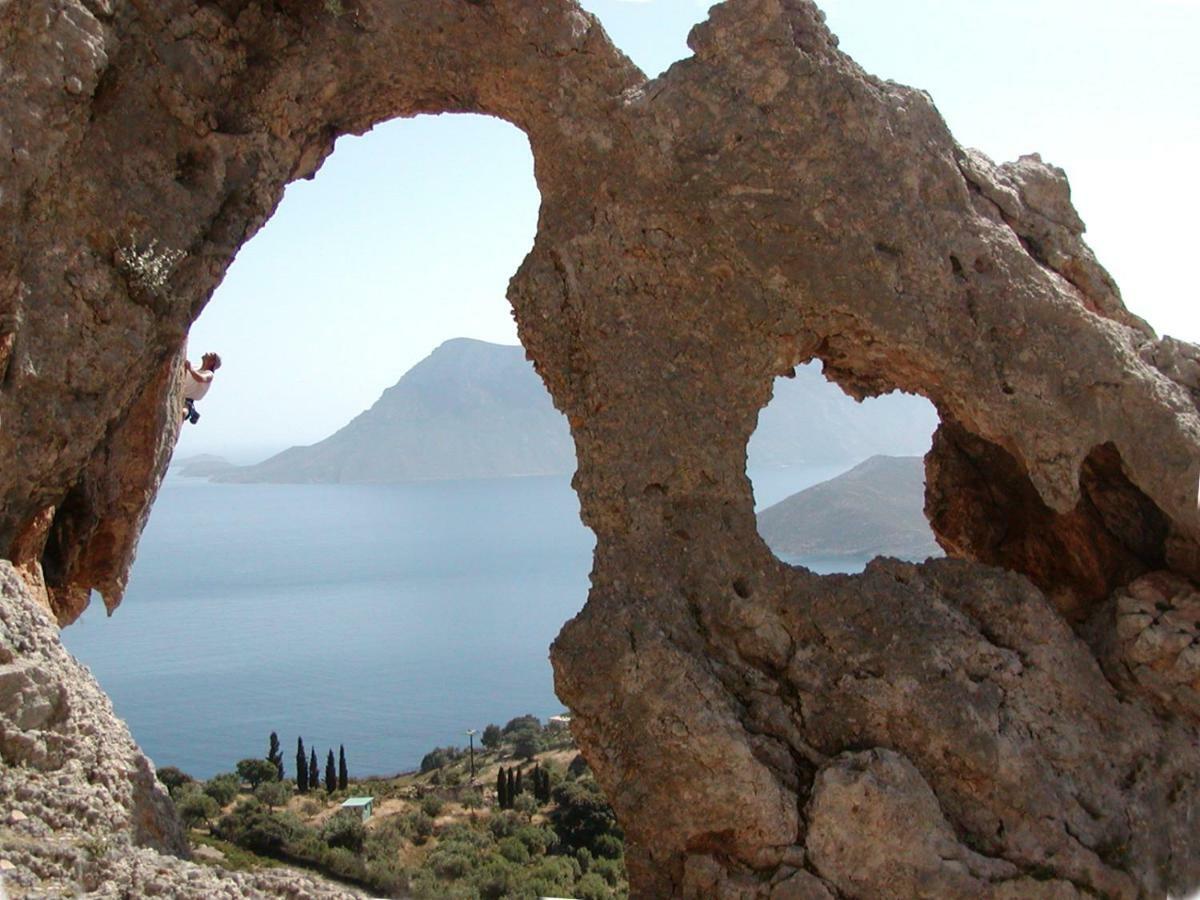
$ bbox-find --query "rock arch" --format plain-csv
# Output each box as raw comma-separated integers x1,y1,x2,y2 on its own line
2,0,1199,896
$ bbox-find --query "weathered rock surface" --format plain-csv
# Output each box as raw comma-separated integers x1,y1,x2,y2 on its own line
806,749,1080,899
2,0,1199,897
1086,571,1200,721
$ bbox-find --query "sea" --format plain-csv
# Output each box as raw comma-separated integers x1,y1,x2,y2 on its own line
61,464,859,780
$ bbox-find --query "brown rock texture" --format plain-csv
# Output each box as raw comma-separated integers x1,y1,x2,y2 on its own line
1,0,1198,896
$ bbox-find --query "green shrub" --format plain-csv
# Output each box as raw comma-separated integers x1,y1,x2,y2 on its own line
364,818,407,862
513,792,539,817
511,729,542,760
372,812,412,842
576,871,615,900
406,809,434,844
592,833,624,860
284,832,328,864
254,779,293,809
320,813,367,853
460,788,483,809
502,715,542,735
550,780,622,854
514,824,555,857
365,856,409,896
438,823,491,850
216,800,307,857
497,835,530,865
532,854,581,886
176,791,220,828
420,795,444,818
525,859,580,900
420,746,461,773
481,724,502,749
323,845,369,882
591,856,626,887
203,773,240,807
235,758,279,789
471,858,522,900
430,845,475,880
576,846,593,873
488,810,520,840
412,871,477,900
156,766,194,798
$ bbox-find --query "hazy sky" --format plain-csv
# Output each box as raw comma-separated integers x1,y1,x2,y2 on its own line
178,0,1200,461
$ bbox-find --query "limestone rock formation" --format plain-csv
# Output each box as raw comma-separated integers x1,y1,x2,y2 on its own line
1,0,1198,896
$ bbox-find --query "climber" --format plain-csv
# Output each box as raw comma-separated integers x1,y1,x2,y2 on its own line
182,351,221,425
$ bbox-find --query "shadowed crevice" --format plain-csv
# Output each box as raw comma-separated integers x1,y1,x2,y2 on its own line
925,418,1171,623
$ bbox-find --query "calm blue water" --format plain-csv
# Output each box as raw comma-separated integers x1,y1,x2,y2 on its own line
62,466,854,779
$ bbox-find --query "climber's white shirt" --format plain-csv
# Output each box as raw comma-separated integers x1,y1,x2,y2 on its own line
183,369,214,402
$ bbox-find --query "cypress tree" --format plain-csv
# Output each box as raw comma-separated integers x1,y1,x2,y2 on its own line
515,767,524,797
496,767,507,810
539,767,551,802
268,731,284,780
309,749,319,793
296,737,308,793
505,768,515,809
325,749,336,793
338,744,348,791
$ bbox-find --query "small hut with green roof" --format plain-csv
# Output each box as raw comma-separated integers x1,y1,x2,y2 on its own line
339,796,373,822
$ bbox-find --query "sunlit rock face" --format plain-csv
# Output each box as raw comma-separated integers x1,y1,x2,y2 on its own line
2,0,1199,896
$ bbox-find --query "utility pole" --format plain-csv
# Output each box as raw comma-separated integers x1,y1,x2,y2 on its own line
465,728,477,782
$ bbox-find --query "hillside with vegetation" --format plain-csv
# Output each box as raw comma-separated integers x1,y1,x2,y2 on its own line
159,715,626,899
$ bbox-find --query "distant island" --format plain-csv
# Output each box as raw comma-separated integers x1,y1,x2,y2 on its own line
172,454,238,479
757,455,943,562
195,338,938,484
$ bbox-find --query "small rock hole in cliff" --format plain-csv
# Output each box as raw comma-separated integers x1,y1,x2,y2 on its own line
749,363,941,573
61,114,597,784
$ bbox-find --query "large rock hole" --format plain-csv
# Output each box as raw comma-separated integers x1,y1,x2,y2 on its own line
749,363,940,573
